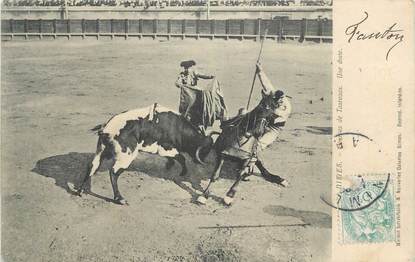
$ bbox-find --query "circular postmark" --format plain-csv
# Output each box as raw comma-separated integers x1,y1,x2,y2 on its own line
322,131,393,211
333,132,374,150
321,173,390,212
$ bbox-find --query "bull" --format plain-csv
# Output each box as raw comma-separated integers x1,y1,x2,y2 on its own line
77,103,214,205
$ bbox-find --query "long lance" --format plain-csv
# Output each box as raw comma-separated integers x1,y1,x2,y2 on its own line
244,28,268,137
246,28,268,110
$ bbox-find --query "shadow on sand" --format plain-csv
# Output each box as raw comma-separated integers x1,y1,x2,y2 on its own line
263,205,331,228
31,152,242,204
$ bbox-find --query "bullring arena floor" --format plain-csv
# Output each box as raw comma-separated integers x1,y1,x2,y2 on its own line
1,39,332,261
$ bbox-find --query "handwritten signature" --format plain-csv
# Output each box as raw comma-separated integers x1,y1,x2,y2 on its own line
345,11,404,61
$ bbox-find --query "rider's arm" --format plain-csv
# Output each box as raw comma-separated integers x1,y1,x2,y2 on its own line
256,63,276,95
194,70,214,79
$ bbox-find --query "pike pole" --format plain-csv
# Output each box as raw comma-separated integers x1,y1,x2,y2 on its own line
246,28,268,110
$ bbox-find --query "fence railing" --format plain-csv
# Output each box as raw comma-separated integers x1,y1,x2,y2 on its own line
1,18,332,41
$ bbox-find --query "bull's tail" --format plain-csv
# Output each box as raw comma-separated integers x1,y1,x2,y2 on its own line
90,124,105,134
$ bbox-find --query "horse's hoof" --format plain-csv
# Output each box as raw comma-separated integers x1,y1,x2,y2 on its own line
280,180,290,188
115,198,129,205
196,195,207,205
223,196,234,206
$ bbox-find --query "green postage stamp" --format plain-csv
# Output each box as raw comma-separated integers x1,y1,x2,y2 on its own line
339,174,396,244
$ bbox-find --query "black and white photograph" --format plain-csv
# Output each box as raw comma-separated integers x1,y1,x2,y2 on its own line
1,2,333,261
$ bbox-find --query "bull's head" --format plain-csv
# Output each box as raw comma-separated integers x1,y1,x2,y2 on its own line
194,130,221,165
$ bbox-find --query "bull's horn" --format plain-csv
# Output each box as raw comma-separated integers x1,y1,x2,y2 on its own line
195,146,207,165
204,130,222,137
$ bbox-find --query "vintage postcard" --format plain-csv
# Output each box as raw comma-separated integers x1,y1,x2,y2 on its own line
0,0,413,261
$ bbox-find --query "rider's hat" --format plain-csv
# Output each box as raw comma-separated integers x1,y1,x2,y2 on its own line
180,60,196,68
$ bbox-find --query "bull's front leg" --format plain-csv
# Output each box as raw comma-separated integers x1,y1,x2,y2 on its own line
175,154,187,176
196,155,224,205
165,154,187,176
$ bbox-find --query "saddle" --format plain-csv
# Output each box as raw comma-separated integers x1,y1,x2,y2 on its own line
220,115,241,129
220,108,247,130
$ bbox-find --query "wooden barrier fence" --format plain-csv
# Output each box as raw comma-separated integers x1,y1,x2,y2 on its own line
1,18,332,41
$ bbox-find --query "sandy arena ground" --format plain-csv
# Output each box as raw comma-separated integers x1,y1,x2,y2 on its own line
1,39,332,262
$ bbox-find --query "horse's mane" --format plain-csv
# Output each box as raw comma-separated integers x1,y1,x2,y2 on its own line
221,98,272,133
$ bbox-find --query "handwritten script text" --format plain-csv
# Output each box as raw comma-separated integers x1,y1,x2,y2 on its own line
345,12,404,61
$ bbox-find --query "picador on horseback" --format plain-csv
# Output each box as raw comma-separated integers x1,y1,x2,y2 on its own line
255,62,291,159
196,61,292,205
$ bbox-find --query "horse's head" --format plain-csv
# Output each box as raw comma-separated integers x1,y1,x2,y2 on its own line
260,90,285,114
248,90,286,133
